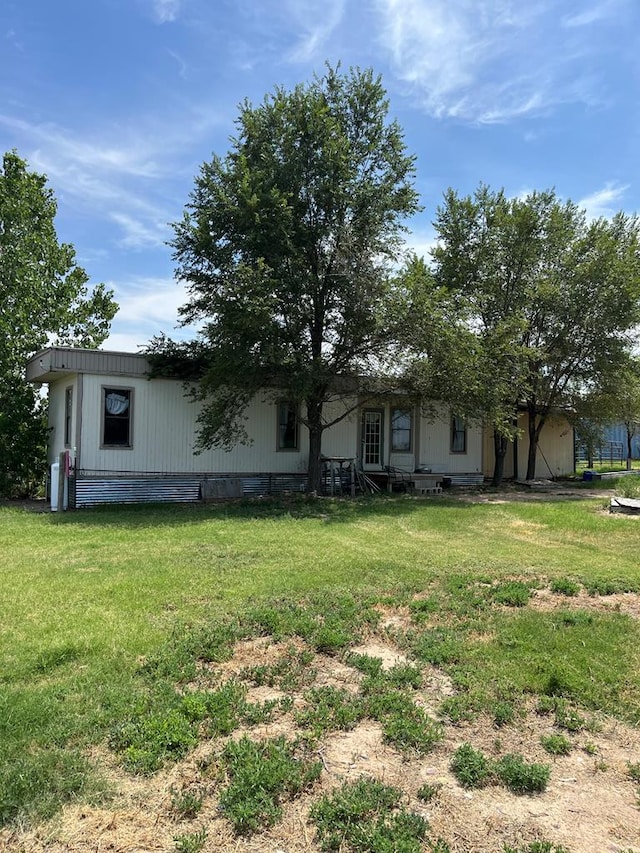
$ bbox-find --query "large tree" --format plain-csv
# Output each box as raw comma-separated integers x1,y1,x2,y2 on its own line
150,66,420,491
431,185,640,481
0,151,117,496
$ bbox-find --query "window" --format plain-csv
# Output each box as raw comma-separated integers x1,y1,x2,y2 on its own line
451,414,467,453
64,387,73,447
277,401,299,450
102,388,132,447
391,408,412,452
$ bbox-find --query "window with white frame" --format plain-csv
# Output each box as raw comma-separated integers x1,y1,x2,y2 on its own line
102,388,132,447
391,408,412,452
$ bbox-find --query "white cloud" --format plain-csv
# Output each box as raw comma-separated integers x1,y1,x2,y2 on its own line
577,182,629,220
562,1,617,28
151,0,182,23
285,0,346,63
373,0,617,123
110,213,170,249
103,277,200,351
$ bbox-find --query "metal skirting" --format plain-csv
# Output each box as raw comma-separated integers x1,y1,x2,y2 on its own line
447,474,485,486
73,473,307,507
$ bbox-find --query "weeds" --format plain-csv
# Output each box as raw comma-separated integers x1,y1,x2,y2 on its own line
417,782,442,803
310,778,428,853
451,745,550,794
495,753,550,794
295,686,365,736
170,786,204,820
540,734,572,756
219,736,321,834
550,578,580,596
174,826,208,853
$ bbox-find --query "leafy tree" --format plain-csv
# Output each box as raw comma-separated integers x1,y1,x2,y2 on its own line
150,66,420,491
431,185,640,481
393,254,527,485
577,356,640,469
0,151,117,496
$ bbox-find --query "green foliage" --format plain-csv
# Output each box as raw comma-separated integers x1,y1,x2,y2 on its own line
295,686,365,736
627,761,640,782
219,736,321,834
540,734,572,756
0,151,117,497
492,700,516,728
169,786,205,820
0,746,101,825
429,184,640,482
616,476,640,498
310,778,428,853
151,65,420,491
450,744,492,789
110,708,198,774
491,581,531,607
451,745,550,794
174,826,208,853
495,753,550,794
416,782,441,803
503,842,569,853
549,577,580,596
241,645,316,690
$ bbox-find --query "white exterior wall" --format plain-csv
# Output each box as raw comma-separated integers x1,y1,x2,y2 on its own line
77,374,360,475
418,406,483,474
48,376,78,463
482,413,575,478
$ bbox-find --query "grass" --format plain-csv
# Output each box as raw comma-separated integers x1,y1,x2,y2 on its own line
2,493,640,826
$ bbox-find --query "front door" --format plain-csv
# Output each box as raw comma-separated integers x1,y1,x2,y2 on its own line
362,410,384,469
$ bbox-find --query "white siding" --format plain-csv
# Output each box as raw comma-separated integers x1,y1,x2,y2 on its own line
482,413,575,478
78,377,360,475
48,376,78,464
418,406,483,474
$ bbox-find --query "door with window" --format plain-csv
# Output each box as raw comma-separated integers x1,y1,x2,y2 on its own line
362,410,384,469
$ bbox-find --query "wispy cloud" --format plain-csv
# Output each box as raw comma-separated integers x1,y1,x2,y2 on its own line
285,0,346,63
151,0,182,24
562,1,617,28
110,213,170,249
373,0,622,123
577,182,630,220
104,276,200,350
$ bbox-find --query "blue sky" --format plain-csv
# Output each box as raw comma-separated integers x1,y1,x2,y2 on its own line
2,0,639,351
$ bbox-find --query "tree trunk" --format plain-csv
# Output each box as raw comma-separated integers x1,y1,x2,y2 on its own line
525,406,546,480
306,397,324,494
492,431,508,487
627,427,633,471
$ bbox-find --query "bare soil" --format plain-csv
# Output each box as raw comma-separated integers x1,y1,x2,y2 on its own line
3,486,639,853
3,586,640,853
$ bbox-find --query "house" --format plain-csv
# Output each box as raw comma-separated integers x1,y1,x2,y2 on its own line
482,412,576,481
27,346,493,507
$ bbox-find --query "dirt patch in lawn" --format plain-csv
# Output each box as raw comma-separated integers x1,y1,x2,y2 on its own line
5,591,640,853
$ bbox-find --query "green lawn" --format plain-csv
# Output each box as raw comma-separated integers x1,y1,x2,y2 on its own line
2,493,640,827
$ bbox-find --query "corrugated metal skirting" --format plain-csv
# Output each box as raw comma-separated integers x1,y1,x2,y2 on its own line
74,474,307,507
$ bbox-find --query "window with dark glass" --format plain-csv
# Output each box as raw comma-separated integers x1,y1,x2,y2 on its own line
391,408,412,452
278,401,299,450
64,387,73,446
450,414,467,453
103,388,132,447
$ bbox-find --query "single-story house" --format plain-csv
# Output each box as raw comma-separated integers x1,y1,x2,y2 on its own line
26,347,574,507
